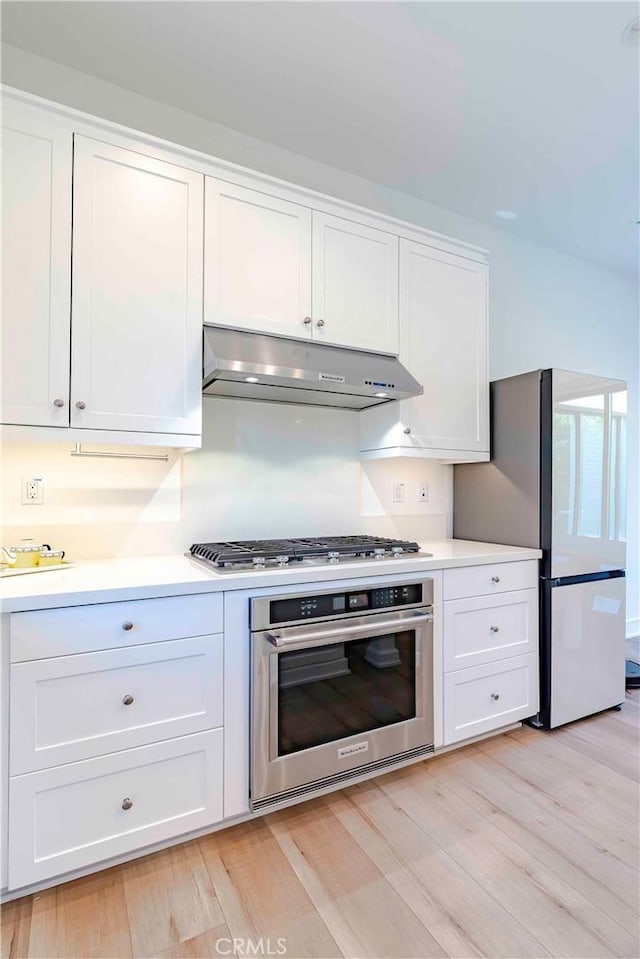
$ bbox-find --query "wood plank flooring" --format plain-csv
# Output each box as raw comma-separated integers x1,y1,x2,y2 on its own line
3,691,639,959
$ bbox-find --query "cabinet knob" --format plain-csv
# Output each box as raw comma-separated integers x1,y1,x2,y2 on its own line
75,401,86,410
316,319,325,328
122,694,134,706
121,797,133,811
490,625,500,633
53,398,65,408
303,316,312,325
491,576,501,584
403,427,411,435
490,693,500,701
122,621,134,631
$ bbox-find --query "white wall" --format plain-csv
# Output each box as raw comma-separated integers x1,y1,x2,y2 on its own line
1,400,450,559
2,44,638,632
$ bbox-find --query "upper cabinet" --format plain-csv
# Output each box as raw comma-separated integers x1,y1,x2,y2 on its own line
2,92,490,457
360,241,489,462
1,107,72,427
204,180,400,355
1,102,203,446
204,179,312,341
312,213,398,354
71,137,203,436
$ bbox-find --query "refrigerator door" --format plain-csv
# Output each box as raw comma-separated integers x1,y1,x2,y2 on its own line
550,575,626,728
551,370,627,577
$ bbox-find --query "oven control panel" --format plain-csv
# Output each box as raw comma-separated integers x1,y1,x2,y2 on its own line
268,582,423,625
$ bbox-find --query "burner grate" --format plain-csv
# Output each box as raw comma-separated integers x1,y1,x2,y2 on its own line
189,536,420,568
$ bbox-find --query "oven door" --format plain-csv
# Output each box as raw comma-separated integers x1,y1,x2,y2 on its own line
251,608,433,807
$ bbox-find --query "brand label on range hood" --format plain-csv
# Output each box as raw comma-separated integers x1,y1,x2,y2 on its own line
338,740,369,759
318,372,346,384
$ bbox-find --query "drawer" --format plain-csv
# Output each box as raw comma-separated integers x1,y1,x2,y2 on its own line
8,729,223,890
443,590,537,672
10,592,222,661
443,561,538,601
443,653,538,745
10,635,223,774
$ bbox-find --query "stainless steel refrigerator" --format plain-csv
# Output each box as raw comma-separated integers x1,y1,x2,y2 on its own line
454,369,627,729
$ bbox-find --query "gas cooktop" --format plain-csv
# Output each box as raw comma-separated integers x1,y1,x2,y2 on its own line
189,535,429,572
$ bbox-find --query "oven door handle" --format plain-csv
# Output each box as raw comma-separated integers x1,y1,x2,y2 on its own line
264,611,433,650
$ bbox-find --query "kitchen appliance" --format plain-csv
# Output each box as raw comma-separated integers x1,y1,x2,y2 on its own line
454,369,627,728
202,326,423,410
189,535,428,572
250,577,434,809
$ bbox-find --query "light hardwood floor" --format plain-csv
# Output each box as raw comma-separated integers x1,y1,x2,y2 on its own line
3,692,639,959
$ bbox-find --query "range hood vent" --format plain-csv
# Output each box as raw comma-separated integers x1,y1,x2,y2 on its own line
202,327,422,411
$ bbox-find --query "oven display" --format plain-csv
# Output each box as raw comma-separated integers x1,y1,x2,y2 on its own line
269,582,422,624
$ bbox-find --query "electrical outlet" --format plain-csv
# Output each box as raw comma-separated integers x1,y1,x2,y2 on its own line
392,482,406,503
417,484,429,503
21,477,44,505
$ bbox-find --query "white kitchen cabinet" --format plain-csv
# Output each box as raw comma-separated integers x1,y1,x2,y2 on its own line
1,104,72,427
11,592,223,661
443,560,538,601
204,182,400,355
443,654,538,745
5,590,226,893
312,212,399,354
442,560,539,746
71,136,203,435
10,634,224,773
443,590,538,672
204,178,312,340
8,729,223,890
360,241,489,461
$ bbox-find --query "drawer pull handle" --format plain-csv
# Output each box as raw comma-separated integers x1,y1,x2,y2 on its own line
490,625,500,633
121,797,133,811
490,693,500,701
491,576,501,584
122,694,134,706
122,621,134,631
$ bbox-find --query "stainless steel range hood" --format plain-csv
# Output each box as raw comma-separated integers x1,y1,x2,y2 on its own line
203,326,423,410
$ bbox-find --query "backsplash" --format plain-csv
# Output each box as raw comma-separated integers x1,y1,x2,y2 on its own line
1,398,451,559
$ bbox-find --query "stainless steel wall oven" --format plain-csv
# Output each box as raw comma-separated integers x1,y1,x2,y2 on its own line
251,578,434,809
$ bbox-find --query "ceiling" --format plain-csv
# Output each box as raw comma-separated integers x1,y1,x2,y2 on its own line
2,1,638,277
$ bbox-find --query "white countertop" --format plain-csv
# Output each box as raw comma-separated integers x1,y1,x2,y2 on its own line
0,540,541,613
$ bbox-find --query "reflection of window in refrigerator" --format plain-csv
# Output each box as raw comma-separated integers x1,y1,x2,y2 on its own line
609,411,627,542
577,412,604,538
558,389,627,543
553,413,576,535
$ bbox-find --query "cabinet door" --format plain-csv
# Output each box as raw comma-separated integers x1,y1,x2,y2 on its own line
8,729,223,890
71,136,203,435
204,178,312,340
11,634,223,773
443,654,538,745
312,212,399,354
398,241,488,453
1,108,72,426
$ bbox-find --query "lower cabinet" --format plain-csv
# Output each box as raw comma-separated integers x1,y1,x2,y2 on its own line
8,729,223,890
442,562,539,746
443,654,538,745
10,634,223,773
5,591,226,893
